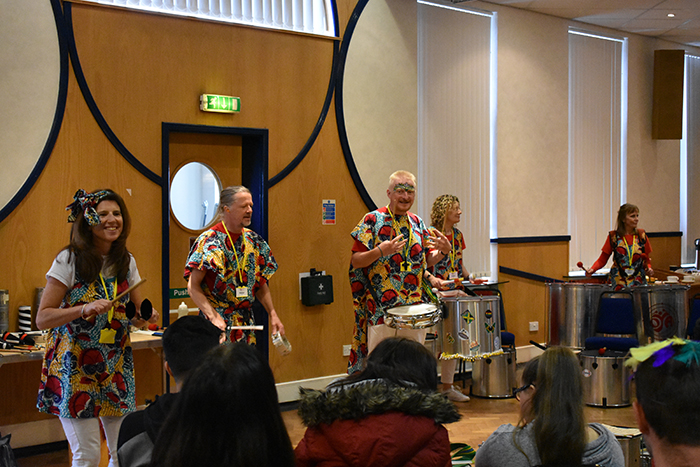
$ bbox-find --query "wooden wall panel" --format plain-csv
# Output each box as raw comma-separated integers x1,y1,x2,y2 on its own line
497,241,570,346
647,235,682,271
0,0,362,388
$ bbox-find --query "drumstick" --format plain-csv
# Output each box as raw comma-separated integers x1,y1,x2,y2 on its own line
577,261,586,271
111,278,147,305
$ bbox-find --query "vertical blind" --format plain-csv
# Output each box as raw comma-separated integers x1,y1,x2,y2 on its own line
80,0,335,37
681,55,700,264
416,1,494,277
568,30,626,271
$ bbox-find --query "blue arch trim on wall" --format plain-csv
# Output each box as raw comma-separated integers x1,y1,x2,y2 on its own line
63,2,162,186
0,0,70,224
334,0,376,212
268,0,341,188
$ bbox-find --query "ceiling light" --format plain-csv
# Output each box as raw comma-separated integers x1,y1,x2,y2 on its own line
668,13,675,18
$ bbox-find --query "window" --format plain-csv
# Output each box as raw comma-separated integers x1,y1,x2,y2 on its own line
416,1,496,278
79,0,336,37
568,29,627,272
681,54,700,266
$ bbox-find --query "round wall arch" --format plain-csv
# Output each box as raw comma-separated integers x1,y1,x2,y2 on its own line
0,0,69,223
336,0,419,211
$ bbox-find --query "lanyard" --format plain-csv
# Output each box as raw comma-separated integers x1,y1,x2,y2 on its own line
622,235,637,264
222,222,247,285
449,232,457,272
98,273,115,322
386,205,412,260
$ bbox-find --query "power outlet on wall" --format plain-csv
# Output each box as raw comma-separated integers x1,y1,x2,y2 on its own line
342,345,351,356
529,321,539,332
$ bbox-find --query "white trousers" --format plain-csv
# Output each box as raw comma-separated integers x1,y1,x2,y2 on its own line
60,415,124,467
367,324,458,385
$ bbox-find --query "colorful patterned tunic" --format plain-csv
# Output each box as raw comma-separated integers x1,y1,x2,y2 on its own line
37,257,137,419
184,222,278,344
606,229,652,289
348,207,431,373
429,227,466,282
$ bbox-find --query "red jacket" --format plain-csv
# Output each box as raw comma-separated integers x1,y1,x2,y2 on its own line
295,411,452,467
293,380,459,467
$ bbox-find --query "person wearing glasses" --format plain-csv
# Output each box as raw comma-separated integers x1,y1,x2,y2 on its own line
473,347,624,467
347,171,450,374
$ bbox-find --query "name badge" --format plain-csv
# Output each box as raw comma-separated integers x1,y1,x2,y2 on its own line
99,328,117,344
236,287,248,298
449,272,459,280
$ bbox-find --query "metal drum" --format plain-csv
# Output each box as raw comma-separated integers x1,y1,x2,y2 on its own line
439,295,501,359
385,303,441,329
546,283,610,349
472,347,517,398
580,349,631,407
632,284,690,343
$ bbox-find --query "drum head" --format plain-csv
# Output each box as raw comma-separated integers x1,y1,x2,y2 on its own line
387,303,437,316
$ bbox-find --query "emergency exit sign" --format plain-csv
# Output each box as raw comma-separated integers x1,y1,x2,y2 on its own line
200,94,241,113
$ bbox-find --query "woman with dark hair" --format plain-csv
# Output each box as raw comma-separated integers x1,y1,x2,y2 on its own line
150,343,295,467
586,203,653,289
474,347,624,467
295,337,461,467
36,189,158,467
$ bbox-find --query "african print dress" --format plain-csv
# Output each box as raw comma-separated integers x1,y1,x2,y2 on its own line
184,222,278,344
37,265,136,418
607,229,651,290
429,227,466,282
348,208,431,373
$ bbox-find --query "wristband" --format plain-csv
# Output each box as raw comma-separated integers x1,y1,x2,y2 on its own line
377,245,384,256
80,304,88,319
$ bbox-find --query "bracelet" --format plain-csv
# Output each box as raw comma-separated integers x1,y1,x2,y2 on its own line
80,304,88,319
377,245,384,256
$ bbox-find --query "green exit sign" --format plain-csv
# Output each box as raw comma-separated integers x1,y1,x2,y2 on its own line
200,94,241,113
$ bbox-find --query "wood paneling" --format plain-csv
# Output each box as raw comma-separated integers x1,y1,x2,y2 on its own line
498,241,570,346
647,235,681,271
0,0,359,390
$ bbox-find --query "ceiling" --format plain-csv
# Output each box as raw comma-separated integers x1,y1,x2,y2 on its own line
479,0,700,48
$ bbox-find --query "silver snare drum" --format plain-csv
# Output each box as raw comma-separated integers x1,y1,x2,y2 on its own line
385,303,441,329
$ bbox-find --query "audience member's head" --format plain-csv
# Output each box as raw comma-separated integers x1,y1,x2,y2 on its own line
333,337,438,391
161,315,221,385
515,347,587,467
150,343,294,467
629,338,700,466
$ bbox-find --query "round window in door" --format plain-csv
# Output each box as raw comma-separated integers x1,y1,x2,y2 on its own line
170,162,222,231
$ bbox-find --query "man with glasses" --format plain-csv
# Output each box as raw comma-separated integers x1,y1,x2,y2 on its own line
347,170,450,374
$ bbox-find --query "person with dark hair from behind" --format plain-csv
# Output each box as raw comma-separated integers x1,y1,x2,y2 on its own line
116,315,221,466
627,338,700,467
474,347,624,467
295,337,461,467
150,342,295,467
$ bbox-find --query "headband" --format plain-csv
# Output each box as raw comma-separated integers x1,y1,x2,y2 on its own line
392,182,415,192
626,338,700,371
66,189,111,226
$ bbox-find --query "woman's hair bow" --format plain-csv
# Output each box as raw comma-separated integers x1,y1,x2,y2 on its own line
66,189,110,226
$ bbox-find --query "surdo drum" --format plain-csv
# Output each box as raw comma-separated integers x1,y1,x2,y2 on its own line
384,303,441,330
438,295,501,360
